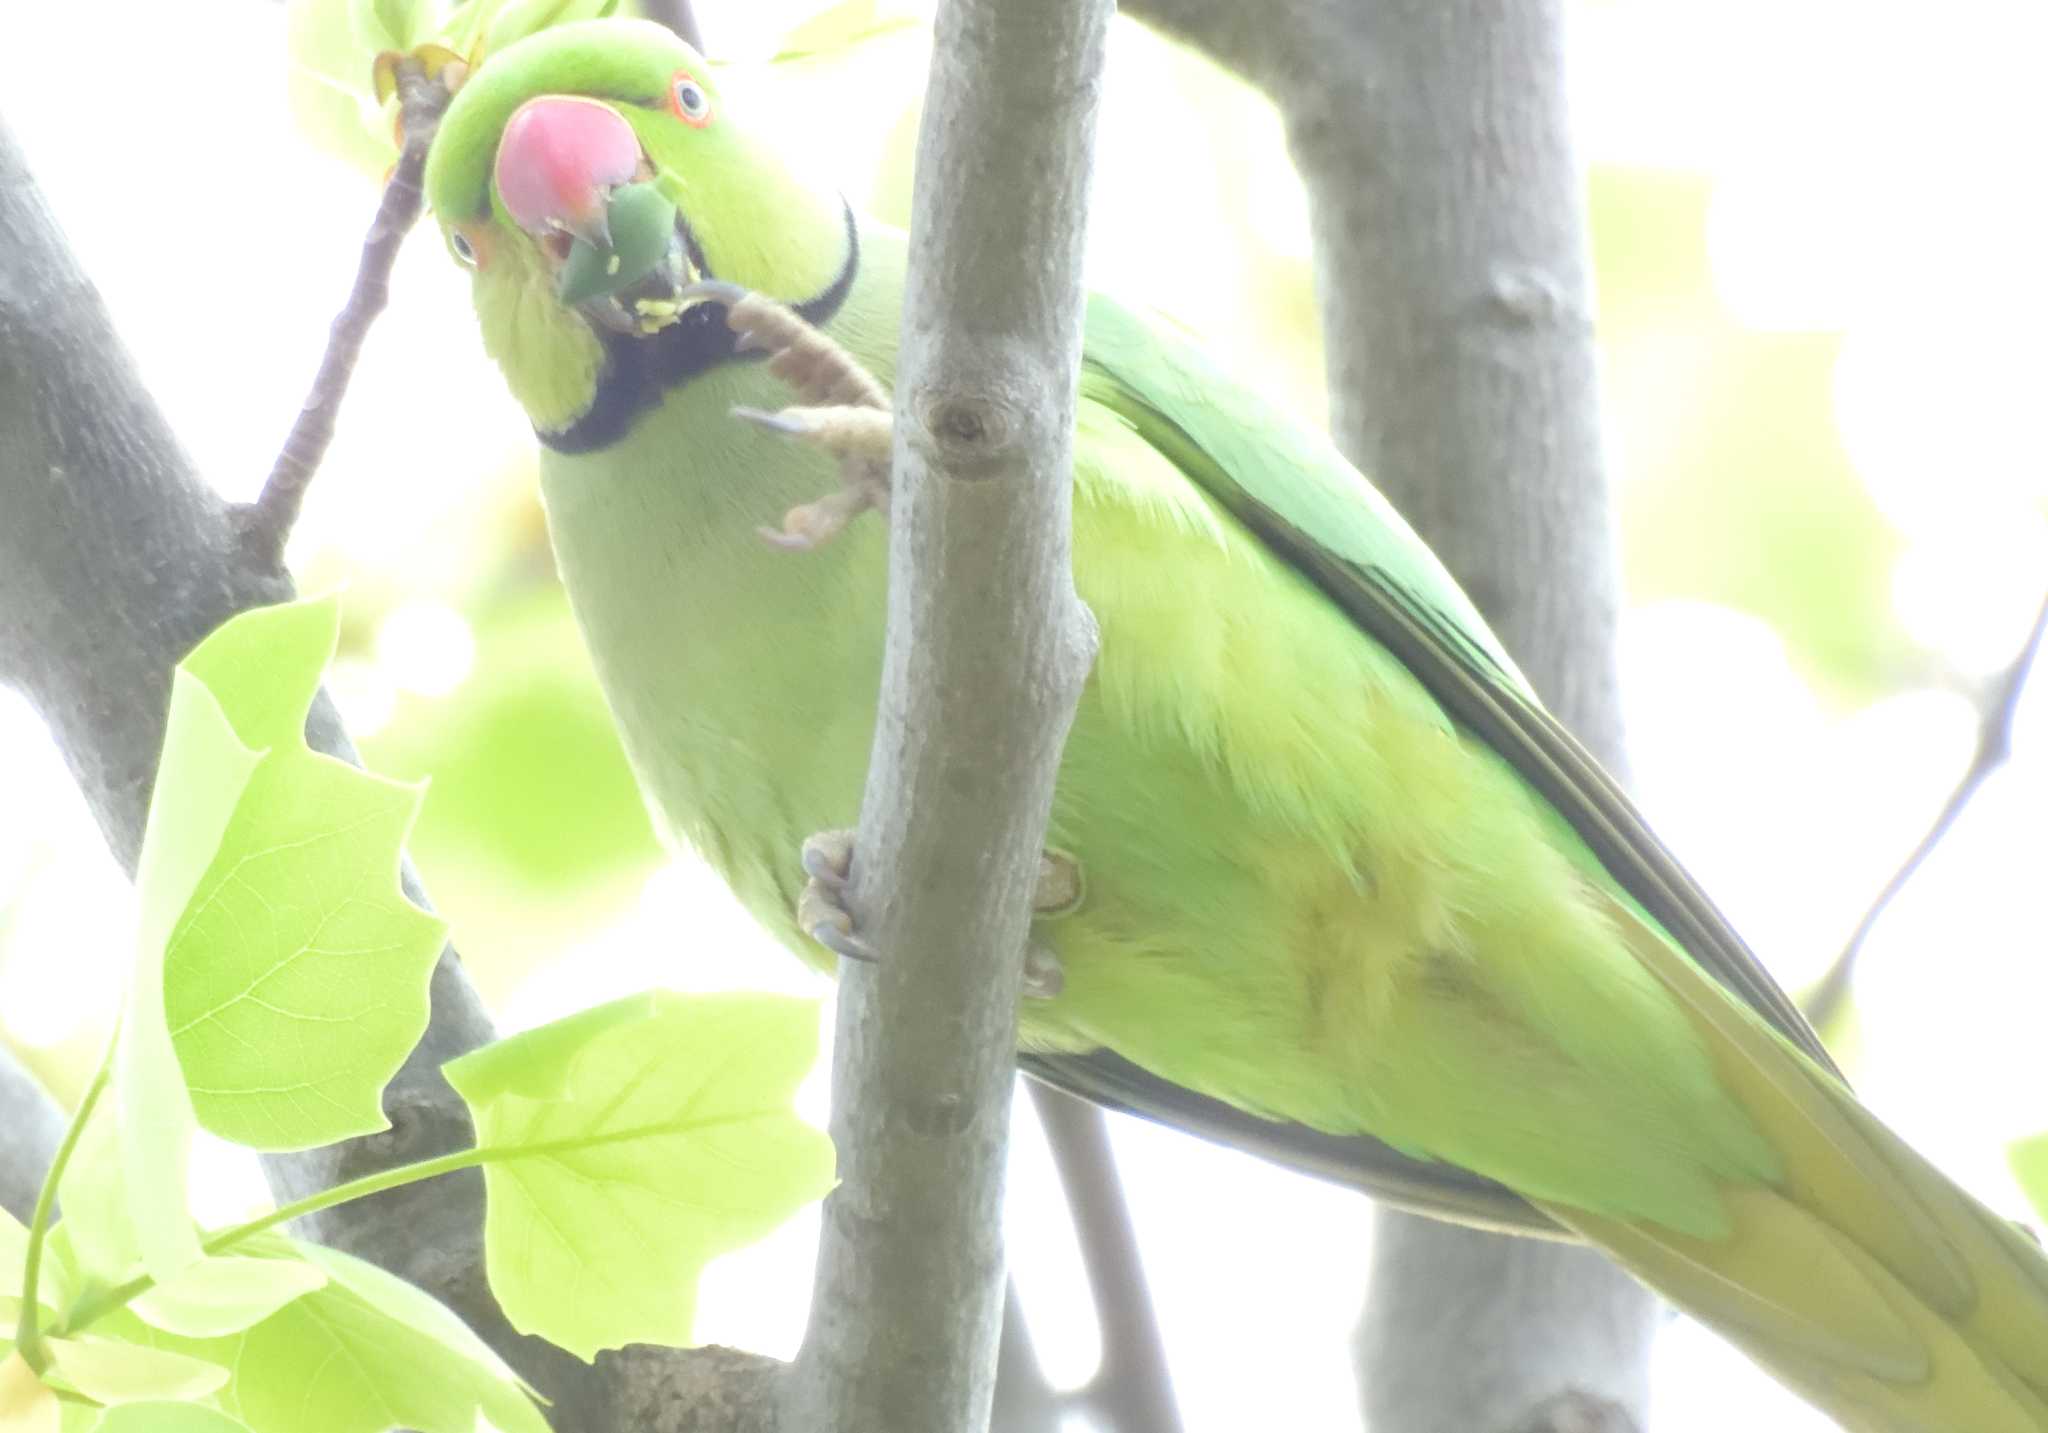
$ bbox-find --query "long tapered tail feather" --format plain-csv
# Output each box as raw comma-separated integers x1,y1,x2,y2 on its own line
1560,888,2048,1432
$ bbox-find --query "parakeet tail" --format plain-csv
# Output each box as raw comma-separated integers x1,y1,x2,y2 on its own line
1553,888,2048,1433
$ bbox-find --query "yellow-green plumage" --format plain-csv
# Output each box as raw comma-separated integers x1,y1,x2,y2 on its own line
428,20,2048,1429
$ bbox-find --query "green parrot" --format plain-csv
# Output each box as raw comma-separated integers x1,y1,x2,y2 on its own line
423,18,2048,1430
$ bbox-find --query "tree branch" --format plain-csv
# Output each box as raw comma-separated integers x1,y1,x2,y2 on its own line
638,0,705,52
241,60,449,572
0,1048,63,1226
0,109,774,1433
1123,1,1653,1428
1029,1085,1180,1432
1804,585,2048,1030
783,1,1107,1429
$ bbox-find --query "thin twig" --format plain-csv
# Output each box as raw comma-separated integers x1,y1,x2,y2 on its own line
640,0,706,51
1804,585,2048,1030
992,1284,1063,1432
1029,1083,1183,1433
239,59,451,572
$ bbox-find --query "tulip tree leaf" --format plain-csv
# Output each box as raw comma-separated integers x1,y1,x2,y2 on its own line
445,992,835,1359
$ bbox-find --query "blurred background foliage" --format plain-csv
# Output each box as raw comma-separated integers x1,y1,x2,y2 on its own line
2,0,2044,1427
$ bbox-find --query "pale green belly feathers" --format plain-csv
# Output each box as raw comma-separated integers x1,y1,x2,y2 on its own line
538,327,1770,1238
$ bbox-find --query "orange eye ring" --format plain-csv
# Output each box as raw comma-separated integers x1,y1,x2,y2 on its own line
450,225,489,269
671,72,713,128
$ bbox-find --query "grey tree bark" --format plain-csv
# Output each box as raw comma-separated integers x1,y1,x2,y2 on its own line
0,1050,62,1225
784,1,1107,1429
1121,1,1656,1429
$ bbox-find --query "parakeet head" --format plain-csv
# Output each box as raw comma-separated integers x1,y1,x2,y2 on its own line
425,19,854,441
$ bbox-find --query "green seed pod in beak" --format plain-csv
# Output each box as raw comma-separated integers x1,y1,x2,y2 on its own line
558,182,683,307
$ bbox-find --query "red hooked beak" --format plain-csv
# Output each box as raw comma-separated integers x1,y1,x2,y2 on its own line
493,96,642,250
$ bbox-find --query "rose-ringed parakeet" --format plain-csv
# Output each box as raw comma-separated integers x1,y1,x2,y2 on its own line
423,19,2048,1430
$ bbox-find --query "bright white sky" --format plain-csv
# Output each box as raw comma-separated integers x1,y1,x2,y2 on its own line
2,3,2046,1430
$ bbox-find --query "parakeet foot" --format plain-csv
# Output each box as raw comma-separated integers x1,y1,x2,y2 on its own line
795,829,1081,995
677,281,896,552
1021,941,1065,1000
732,405,894,550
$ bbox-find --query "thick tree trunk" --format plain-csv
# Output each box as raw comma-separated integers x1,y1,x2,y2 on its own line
1121,2,1656,1428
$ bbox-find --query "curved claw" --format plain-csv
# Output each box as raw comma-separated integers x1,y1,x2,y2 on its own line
730,405,809,437
801,829,855,889
676,278,752,309
809,920,879,965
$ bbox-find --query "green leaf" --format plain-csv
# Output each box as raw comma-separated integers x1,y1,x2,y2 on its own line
2010,1133,2048,1225
478,0,619,60
445,992,834,1359
0,1223,78,1333
95,1240,546,1433
115,597,444,1283
119,669,264,1281
42,1336,228,1405
288,1241,525,1388
350,0,443,51
159,596,446,1154
131,1257,327,1340
287,0,398,177
0,1204,69,1331
0,1352,59,1433
57,1094,140,1297
769,0,919,64
359,595,661,901
96,1406,251,1433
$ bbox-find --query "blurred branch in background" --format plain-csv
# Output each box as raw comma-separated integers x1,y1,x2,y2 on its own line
640,0,705,51
1123,0,1652,1428
0,1048,63,1224
1030,1084,1183,1433
1805,585,2048,1032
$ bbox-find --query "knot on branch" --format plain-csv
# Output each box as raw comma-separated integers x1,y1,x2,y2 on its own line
1479,264,1586,335
911,384,1029,476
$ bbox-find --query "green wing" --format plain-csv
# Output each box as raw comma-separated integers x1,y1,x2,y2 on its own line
1019,295,1838,1236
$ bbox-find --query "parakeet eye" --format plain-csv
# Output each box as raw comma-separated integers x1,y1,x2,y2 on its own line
450,231,479,268
671,74,712,127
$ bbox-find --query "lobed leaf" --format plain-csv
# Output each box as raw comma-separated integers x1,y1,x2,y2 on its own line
41,1336,228,1406
445,991,834,1359
118,668,263,1281
94,1237,546,1433
115,597,443,1285
158,596,446,1155
286,0,400,175
130,1257,328,1340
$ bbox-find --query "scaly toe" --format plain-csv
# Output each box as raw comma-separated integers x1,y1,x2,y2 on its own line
1022,942,1065,1000
801,829,856,888
811,919,878,965
798,873,877,964
1033,849,1085,917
